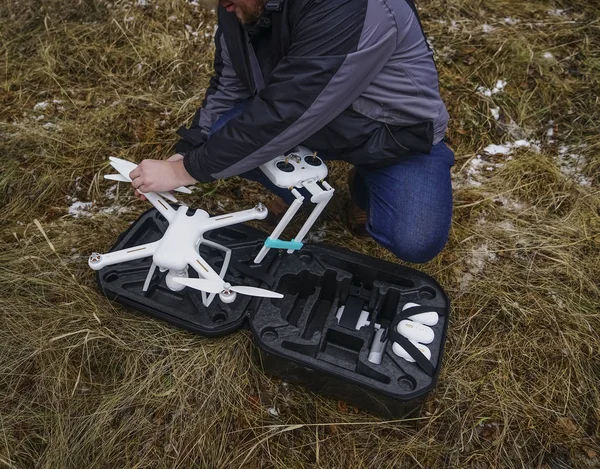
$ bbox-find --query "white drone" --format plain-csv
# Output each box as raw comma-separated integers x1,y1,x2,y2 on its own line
88,147,334,306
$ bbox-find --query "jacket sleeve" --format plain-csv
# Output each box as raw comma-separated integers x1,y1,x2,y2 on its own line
175,24,252,154
183,0,398,182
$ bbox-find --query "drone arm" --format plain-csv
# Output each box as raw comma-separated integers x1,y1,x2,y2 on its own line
186,250,224,283
142,192,176,223
88,241,160,270
205,205,268,232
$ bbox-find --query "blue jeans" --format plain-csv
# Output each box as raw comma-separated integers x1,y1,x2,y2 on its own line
210,106,455,264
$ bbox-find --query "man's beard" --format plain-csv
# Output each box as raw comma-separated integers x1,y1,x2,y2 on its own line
235,0,265,24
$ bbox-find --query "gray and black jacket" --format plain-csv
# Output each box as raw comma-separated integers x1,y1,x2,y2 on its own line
177,0,450,182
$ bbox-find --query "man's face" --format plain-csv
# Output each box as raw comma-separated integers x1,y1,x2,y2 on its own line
220,0,265,24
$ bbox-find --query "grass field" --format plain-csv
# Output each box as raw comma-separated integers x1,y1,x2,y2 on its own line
1,0,599,467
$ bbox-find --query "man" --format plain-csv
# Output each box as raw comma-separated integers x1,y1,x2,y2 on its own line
129,0,455,263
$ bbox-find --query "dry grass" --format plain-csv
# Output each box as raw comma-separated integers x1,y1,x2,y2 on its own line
1,0,599,467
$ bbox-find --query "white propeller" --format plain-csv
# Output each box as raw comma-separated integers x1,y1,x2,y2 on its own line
106,156,193,195
172,278,283,299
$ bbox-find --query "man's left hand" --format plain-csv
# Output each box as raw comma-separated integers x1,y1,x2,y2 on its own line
129,158,198,196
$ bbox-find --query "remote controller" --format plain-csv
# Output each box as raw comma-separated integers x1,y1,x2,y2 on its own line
259,145,328,189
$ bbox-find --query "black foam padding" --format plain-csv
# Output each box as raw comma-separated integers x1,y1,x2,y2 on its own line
338,296,365,330
95,207,278,337
95,208,451,419
249,244,450,419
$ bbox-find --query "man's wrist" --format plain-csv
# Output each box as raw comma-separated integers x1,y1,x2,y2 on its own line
174,159,199,186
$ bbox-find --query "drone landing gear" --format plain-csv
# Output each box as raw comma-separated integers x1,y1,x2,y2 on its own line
254,180,334,264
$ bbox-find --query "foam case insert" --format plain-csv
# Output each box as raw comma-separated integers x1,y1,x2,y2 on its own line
95,207,450,419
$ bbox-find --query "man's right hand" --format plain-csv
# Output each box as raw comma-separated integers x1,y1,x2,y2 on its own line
134,153,186,200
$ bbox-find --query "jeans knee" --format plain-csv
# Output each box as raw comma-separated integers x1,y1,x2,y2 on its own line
369,224,449,264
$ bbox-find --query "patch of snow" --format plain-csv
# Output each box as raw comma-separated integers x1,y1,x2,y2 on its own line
69,200,94,218
426,38,435,53
464,155,485,187
503,17,519,25
33,102,49,112
168,15,178,21
477,80,507,97
495,195,525,212
267,407,279,417
498,220,515,231
101,205,133,215
482,24,495,33
484,139,541,156
304,223,328,243
490,107,500,120
550,291,565,309
484,144,512,155
459,243,497,291
542,52,555,60
43,122,58,130
136,0,148,6
105,184,118,200
554,146,592,187
547,9,566,16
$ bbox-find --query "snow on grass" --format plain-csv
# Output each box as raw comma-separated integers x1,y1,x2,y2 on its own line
484,139,541,156
43,122,59,131
555,145,592,187
304,223,328,243
68,200,94,218
494,195,526,213
482,24,495,33
547,9,566,16
33,102,50,112
490,107,500,120
459,243,498,291
105,184,118,200
542,52,555,60
477,80,507,97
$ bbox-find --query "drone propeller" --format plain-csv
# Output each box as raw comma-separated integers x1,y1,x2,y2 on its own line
107,156,192,195
104,172,180,203
173,278,283,299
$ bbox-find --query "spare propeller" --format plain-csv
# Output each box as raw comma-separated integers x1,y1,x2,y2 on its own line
173,278,283,299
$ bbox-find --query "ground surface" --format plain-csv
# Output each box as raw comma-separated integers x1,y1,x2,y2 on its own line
1,0,599,467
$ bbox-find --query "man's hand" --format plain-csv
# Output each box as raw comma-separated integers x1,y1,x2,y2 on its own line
130,156,197,200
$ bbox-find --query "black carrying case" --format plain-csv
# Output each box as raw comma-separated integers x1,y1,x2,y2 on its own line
95,207,450,419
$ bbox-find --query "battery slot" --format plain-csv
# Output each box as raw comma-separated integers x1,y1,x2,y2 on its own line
301,270,339,339
377,288,401,324
318,329,364,370
319,254,415,289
